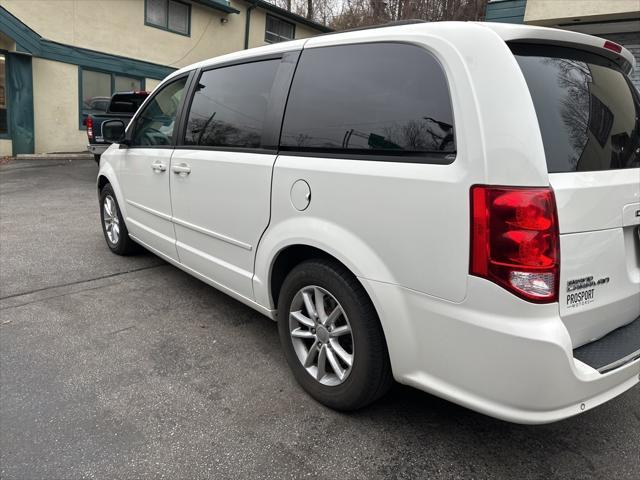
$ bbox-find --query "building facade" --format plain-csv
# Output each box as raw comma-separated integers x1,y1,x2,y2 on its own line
0,0,330,155
485,0,640,88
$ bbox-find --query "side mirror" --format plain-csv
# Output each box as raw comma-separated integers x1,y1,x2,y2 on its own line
102,119,127,145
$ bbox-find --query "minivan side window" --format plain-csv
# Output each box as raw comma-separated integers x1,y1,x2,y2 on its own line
183,60,280,149
280,43,455,161
131,77,188,147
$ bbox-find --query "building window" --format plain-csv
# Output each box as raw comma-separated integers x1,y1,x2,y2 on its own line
79,68,144,128
0,54,7,136
265,15,295,43
146,0,191,36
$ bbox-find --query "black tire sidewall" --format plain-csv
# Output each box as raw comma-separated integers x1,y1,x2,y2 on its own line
277,260,389,410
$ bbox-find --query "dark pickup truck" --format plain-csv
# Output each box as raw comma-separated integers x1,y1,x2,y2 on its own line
85,91,149,162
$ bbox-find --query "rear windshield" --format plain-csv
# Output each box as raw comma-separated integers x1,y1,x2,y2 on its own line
512,44,640,173
109,93,148,113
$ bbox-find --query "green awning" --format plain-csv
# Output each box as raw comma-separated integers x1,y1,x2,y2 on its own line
191,0,240,14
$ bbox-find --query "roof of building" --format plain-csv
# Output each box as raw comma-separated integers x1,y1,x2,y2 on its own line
194,0,332,33
193,0,240,14
246,0,333,33
0,6,176,78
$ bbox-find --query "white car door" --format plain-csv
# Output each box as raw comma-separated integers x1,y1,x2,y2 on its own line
169,56,294,300
117,75,190,261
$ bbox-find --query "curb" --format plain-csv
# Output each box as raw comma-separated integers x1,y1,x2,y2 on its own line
15,153,94,161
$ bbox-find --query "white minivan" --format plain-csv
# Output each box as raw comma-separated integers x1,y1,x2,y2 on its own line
97,21,640,424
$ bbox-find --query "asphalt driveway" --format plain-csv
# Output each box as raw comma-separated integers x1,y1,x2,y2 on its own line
1,159,639,480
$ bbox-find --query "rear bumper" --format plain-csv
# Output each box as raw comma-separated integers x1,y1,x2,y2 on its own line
87,144,108,155
574,317,640,373
362,276,640,424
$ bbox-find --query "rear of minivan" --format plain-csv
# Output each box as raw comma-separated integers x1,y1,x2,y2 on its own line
259,23,639,423
329,23,640,423
512,43,640,351
452,24,639,422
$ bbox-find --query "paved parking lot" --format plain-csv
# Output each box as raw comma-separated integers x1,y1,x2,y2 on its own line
1,159,639,480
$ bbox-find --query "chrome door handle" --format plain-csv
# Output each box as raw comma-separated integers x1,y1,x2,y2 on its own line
151,161,167,172
172,163,191,176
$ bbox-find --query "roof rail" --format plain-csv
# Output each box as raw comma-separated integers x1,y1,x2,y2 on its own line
321,19,427,36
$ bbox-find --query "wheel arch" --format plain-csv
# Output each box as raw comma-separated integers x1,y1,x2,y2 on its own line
254,218,396,312
97,174,109,192
269,244,351,311
262,240,401,381
96,164,128,220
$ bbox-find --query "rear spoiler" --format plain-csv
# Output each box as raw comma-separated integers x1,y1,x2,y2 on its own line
479,22,635,75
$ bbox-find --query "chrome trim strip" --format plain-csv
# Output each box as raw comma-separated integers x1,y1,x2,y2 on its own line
176,240,253,280
126,217,177,246
125,200,252,250
125,199,172,221
172,216,252,251
598,349,640,374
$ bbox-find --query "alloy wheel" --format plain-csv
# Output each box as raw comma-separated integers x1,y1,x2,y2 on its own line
102,195,120,245
289,285,354,386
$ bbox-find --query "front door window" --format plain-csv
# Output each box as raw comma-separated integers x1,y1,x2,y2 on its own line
131,77,188,146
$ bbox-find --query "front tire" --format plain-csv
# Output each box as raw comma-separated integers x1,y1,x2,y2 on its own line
99,184,138,255
277,259,393,410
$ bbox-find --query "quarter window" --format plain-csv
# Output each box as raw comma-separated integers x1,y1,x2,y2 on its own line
131,77,188,147
146,0,190,36
265,15,295,43
183,60,280,149
280,43,456,161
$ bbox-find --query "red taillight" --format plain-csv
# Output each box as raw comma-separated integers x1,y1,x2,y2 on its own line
86,115,94,140
470,185,559,303
603,40,622,54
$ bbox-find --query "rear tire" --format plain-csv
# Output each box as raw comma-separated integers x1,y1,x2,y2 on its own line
277,259,393,410
99,183,139,255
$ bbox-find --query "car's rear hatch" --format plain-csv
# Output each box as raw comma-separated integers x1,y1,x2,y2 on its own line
512,42,640,348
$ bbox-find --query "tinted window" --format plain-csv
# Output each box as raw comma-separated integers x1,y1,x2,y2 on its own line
280,43,455,160
108,93,149,113
131,77,187,146
184,60,279,149
513,44,640,173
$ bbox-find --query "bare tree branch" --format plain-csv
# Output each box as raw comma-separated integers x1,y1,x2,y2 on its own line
265,0,488,28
